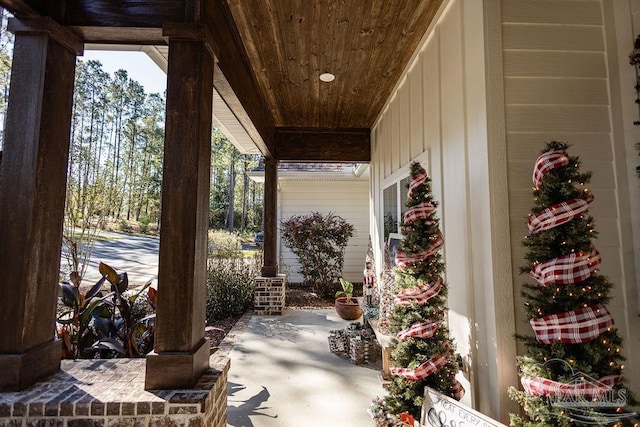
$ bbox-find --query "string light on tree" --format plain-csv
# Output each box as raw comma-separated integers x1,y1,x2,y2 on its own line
370,162,463,422
508,141,637,426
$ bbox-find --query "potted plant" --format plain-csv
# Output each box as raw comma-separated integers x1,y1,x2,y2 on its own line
335,278,363,321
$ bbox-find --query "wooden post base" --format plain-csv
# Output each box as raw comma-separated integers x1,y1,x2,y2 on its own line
145,339,210,390
0,340,61,391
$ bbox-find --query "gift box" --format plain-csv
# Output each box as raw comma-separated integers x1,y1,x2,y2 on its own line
328,329,348,354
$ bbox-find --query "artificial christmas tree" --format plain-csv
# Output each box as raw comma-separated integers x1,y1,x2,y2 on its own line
509,141,637,426
383,161,463,419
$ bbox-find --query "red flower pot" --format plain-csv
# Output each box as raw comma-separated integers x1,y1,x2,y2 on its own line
335,296,363,321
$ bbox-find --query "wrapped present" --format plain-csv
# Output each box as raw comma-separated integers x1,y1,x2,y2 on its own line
328,329,348,354
350,335,378,364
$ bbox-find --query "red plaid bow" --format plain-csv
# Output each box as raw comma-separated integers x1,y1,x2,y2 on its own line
404,201,436,224
391,352,450,380
530,248,601,287
394,278,443,306
527,197,593,234
396,320,440,341
521,374,621,398
395,234,444,268
408,169,428,199
530,304,614,344
533,149,569,187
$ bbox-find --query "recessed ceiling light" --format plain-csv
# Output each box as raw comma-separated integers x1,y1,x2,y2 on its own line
319,73,335,82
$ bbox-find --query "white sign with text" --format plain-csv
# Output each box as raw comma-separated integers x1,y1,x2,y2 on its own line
421,387,507,427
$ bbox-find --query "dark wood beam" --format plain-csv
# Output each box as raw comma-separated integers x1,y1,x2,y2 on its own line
68,26,165,44
0,0,40,18
10,17,83,54
204,1,275,158
63,1,186,27
274,127,370,162
0,0,39,18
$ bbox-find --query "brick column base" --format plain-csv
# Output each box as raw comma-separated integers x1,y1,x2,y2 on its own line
0,356,229,427
254,274,286,315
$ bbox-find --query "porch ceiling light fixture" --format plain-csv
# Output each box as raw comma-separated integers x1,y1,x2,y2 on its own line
319,72,335,82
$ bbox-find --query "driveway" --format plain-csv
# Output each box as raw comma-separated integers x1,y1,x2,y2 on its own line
67,231,159,287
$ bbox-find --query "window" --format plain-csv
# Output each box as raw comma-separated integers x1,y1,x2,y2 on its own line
383,184,398,239
383,175,411,239
381,151,429,241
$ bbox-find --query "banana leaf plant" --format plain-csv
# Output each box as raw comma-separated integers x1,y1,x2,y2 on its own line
57,262,156,359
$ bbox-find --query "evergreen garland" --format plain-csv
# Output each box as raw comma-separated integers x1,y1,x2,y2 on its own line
384,161,462,418
509,141,637,426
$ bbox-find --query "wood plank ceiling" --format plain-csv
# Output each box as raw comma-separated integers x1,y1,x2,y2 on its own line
227,0,442,129
0,0,443,161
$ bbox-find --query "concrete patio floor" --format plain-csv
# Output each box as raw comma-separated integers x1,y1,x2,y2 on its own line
225,309,384,427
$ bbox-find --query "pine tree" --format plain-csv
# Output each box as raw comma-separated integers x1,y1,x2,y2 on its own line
509,141,637,426
384,161,462,418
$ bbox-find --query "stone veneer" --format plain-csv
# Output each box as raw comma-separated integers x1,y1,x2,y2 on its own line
0,351,229,427
254,274,286,315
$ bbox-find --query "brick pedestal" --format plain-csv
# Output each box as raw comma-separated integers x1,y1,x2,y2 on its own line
0,354,229,427
254,274,286,315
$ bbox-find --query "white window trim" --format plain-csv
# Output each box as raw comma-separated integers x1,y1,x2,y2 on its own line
381,151,430,236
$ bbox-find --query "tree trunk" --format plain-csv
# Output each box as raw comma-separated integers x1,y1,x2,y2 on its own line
240,156,249,232
226,156,235,232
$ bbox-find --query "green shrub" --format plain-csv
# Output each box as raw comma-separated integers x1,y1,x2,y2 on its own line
139,216,151,234
206,252,262,321
280,211,355,298
119,218,132,232
208,230,242,258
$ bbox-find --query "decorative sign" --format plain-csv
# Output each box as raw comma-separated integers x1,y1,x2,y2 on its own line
421,387,507,427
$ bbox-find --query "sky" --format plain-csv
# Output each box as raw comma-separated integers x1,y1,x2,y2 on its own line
80,50,167,95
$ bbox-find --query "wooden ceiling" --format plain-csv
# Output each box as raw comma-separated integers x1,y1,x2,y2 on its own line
226,0,442,129
0,0,443,161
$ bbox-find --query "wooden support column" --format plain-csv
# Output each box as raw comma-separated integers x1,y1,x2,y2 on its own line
261,158,279,277
145,24,214,390
0,17,82,391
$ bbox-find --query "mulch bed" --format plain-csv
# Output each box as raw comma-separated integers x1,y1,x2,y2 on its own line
205,287,334,347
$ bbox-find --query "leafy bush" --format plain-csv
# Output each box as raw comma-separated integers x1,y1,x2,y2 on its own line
280,212,355,298
206,252,262,321
57,263,156,359
119,218,133,233
208,230,243,258
138,216,151,234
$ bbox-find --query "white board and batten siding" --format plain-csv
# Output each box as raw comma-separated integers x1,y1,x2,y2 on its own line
370,0,518,421
502,0,640,397
370,0,640,422
278,179,370,285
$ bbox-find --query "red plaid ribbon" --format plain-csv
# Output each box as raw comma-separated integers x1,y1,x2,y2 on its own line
395,234,444,268
532,149,569,187
521,374,621,398
530,304,614,344
530,248,601,287
527,196,593,234
396,320,440,341
407,168,428,199
394,278,443,306
391,352,450,381
404,201,436,224
452,380,465,400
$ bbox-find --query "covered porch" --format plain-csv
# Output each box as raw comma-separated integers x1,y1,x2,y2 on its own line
0,1,434,426
1,0,640,426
